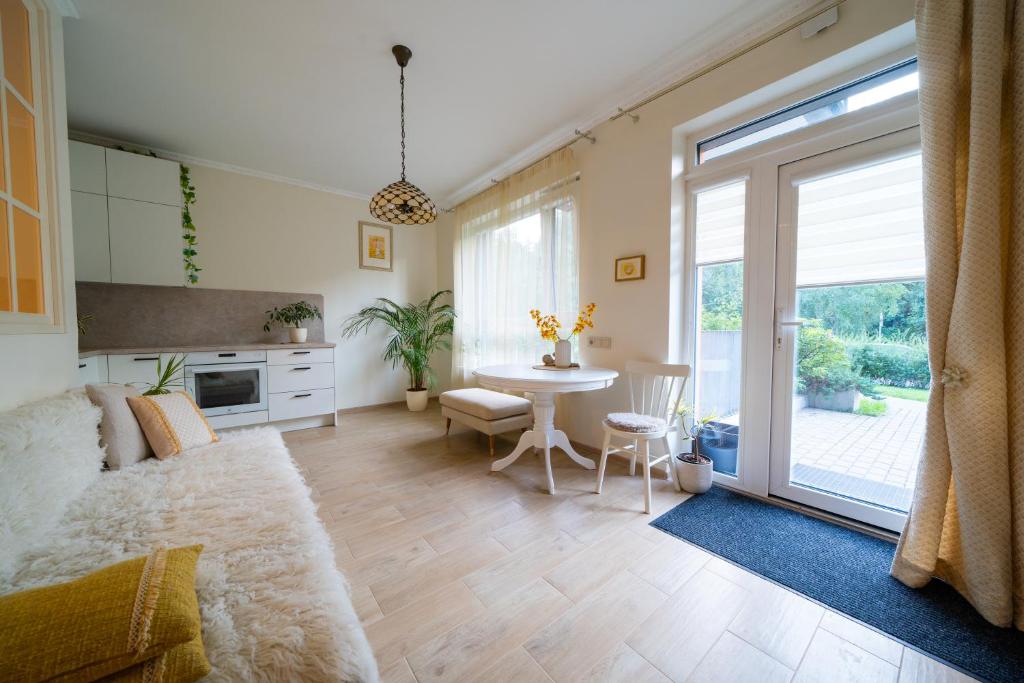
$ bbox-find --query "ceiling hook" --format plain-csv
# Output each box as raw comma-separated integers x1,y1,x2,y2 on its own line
618,107,639,123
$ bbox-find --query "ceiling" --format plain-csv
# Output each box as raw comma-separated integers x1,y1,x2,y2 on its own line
63,1,805,205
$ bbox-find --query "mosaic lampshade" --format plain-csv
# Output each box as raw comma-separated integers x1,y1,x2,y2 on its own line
369,179,437,225
370,44,437,226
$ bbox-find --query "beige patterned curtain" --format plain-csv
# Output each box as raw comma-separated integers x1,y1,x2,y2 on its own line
891,0,1023,629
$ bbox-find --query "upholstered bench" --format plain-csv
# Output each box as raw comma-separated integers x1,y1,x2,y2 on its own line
440,388,533,456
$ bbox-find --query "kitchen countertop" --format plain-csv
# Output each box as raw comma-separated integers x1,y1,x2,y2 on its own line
78,342,335,358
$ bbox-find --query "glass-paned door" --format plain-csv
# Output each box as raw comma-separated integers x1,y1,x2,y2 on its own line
769,129,927,531
692,180,746,477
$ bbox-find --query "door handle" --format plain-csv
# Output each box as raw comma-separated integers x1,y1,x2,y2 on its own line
775,316,804,350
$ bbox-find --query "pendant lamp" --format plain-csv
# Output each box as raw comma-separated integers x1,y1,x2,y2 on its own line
369,45,437,225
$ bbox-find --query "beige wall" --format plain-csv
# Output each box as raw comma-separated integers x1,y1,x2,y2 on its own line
0,7,78,412
438,0,915,448
189,165,449,409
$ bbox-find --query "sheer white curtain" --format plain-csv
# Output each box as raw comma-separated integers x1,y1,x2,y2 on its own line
452,149,579,386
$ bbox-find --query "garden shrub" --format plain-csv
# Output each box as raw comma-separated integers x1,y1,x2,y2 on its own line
797,322,864,396
848,342,930,389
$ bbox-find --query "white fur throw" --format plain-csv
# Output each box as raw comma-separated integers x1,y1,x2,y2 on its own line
1,427,378,682
605,412,667,433
0,390,104,582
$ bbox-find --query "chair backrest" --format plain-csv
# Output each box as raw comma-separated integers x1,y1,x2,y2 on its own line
625,360,691,423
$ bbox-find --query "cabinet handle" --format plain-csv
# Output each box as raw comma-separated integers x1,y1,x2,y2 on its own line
291,351,311,355
291,366,312,371
78,363,87,369
292,393,312,398
218,352,237,358
134,357,159,361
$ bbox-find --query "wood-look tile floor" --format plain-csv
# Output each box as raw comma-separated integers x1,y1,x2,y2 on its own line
284,402,976,683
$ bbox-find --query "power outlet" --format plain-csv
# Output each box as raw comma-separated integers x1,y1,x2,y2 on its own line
587,336,612,349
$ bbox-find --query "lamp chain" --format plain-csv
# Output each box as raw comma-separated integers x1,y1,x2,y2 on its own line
399,66,406,181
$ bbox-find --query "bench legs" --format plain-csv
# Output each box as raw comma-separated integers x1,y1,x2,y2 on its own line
445,417,452,435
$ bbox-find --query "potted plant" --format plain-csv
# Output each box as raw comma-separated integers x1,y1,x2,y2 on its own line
342,290,455,411
675,405,716,494
264,301,323,343
797,322,864,412
529,303,596,367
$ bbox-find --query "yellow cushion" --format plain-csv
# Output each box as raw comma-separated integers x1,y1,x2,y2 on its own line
0,545,205,682
127,393,218,459
101,635,210,683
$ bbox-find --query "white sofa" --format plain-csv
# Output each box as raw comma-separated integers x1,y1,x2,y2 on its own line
0,391,378,682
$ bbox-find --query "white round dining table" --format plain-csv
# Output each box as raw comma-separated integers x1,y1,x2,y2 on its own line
473,364,618,494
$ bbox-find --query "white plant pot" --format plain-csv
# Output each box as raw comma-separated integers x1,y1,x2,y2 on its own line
554,339,572,368
406,389,429,412
289,327,308,343
676,456,713,494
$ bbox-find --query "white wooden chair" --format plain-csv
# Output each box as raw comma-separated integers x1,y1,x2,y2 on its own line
595,361,690,513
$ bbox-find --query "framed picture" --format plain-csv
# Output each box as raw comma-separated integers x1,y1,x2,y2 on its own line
615,255,645,282
358,221,393,272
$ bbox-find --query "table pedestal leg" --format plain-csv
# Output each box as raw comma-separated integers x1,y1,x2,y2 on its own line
490,391,596,494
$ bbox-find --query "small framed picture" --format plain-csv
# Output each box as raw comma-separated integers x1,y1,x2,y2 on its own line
615,255,645,282
358,221,393,272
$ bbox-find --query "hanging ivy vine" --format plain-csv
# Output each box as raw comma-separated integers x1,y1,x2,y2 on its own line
180,164,201,284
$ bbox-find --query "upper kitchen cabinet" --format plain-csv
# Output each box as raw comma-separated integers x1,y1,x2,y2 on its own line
108,197,182,286
69,141,106,195
70,190,110,282
105,148,181,207
68,141,186,286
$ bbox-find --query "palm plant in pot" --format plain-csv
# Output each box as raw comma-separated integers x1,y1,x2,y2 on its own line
264,301,323,343
675,405,716,494
342,290,455,411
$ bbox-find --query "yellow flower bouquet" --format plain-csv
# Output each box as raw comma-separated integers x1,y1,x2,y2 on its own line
529,303,596,342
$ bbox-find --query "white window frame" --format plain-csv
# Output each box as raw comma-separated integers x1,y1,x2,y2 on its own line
0,0,64,334
678,51,922,499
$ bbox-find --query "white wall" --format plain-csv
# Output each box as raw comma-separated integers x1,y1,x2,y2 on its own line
188,165,449,409
0,6,78,412
438,0,915,448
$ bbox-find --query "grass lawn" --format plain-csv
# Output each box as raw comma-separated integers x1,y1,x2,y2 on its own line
874,385,929,402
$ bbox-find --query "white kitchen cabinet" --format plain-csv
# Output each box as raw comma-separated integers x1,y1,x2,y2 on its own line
107,353,175,388
71,191,111,282
267,347,334,365
105,148,181,207
69,142,186,287
69,141,106,195
108,197,184,286
76,355,108,387
268,362,334,394
268,388,334,422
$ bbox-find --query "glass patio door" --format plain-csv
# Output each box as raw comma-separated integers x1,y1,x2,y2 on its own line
768,128,927,532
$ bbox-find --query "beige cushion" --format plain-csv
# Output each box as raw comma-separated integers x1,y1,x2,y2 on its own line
606,412,667,433
85,384,153,469
439,388,531,421
127,392,218,459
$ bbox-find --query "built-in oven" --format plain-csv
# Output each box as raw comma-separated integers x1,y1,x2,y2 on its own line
184,351,268,417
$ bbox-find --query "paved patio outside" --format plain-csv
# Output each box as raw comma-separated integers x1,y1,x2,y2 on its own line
790,396,926,512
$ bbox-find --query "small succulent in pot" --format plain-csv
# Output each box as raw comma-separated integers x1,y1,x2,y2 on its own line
264,301,323,343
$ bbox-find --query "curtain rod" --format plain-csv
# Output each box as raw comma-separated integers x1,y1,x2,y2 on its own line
473,0,846,195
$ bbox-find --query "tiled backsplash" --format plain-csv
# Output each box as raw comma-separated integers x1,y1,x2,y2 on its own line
76,282,326,350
